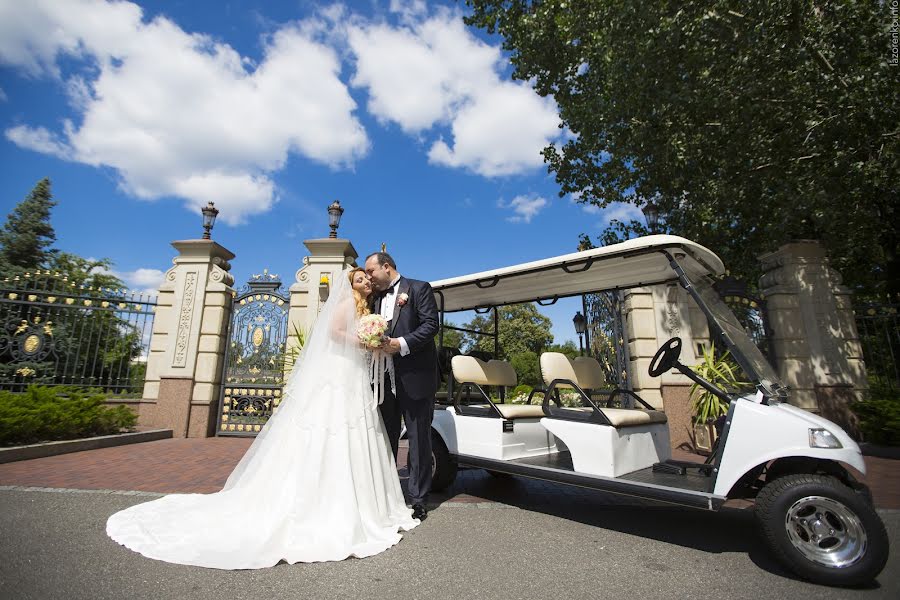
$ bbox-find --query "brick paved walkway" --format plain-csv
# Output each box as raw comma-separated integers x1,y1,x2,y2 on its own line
0,437,896,509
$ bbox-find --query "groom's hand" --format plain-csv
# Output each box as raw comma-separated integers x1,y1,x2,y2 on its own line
382,338,402,355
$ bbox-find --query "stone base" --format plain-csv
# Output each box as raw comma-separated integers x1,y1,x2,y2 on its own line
815,383,862,440
188,399,219,438
132,399,158,429
660,383,695,452
156,376,194,437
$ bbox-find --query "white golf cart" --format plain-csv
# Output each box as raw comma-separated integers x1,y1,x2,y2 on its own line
426,235,889,586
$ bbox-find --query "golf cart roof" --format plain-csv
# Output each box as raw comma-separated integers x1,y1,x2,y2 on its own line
431,235,725,312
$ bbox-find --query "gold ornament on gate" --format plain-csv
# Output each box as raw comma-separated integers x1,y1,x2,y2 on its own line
23,335,41,354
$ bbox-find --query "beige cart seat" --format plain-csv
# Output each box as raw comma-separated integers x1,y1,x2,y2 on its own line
539,352,667,428
451,355,545,419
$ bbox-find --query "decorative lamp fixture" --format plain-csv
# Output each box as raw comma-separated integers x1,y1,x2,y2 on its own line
573,311,587,335
319,274,330,286
201,201,219,240
327,200,344,238
641,197,660,233
573,311,587,356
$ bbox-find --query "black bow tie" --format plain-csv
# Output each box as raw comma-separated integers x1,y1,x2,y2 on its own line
382,282,398,296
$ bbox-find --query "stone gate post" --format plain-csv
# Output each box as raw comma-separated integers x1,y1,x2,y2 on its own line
759,240,866,431
287,237,358,360
625,283,711,449
137,240,235,437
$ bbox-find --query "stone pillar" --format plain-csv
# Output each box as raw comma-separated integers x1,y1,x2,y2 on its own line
625,284,710,404
138,240,235,437
287,238,358,359
759,240,866,429
625,283,712,450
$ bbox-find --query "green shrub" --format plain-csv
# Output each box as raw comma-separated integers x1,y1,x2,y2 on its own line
852,381,900,446
512,384,533,398
0,385,137,446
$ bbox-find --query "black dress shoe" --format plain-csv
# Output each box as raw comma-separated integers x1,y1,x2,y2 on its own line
412,503,428,520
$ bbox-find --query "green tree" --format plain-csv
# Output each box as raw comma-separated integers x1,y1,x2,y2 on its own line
436,327,464,350
47,253,126,291
547,340,579,359
0,178,58,276
462,303,554,358
465,1,898,297
510,350,542,386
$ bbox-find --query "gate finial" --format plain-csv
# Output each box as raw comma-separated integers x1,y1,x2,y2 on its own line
380,243,386,252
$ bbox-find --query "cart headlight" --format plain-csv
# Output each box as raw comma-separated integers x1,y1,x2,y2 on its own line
809,428,842,449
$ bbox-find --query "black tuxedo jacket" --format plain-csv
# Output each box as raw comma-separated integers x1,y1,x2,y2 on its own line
375,276,440,400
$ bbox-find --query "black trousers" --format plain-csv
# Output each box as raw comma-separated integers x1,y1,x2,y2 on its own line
379,375,434,506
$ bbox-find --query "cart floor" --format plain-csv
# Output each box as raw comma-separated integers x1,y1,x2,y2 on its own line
508,451,713,494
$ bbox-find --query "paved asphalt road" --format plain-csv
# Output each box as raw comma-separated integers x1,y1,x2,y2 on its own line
1,487,897,600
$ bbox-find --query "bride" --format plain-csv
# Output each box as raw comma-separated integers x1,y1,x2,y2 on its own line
106,268,419,569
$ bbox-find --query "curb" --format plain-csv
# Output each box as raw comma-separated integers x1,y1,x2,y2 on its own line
860,443,900,460
0,429,174,464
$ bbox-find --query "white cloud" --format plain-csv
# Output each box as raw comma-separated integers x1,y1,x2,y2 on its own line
99,265,165,296
347,8,560,177
389,0,427,23
602,202,644,225
5,124,72,159
0,0,368,224
501,194,547,223
0,87,7,102
120,267,165,296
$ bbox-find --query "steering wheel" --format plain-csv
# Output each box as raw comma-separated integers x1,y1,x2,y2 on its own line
649,337,682,377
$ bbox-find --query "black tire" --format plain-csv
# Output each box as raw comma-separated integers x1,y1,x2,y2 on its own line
430,429,457,492
755,473,889,586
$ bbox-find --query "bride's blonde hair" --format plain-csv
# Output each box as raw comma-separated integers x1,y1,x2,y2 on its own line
347,268,371,317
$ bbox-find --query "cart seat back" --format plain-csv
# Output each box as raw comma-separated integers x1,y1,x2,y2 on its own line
452,355,517,387
451,356,545,419
540,352,608,389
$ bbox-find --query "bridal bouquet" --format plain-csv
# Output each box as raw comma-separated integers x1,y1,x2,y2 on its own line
358,314,395,406
357,314,388,349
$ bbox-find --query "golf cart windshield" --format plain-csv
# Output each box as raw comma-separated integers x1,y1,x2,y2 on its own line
687,273,787,400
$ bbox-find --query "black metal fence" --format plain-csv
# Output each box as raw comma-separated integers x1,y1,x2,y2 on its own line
855,300,900,394
0,271,156,394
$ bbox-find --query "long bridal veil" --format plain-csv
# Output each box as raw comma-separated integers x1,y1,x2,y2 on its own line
106,273,418,569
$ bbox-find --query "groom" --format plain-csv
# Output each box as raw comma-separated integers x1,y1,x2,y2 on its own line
364,251,439,521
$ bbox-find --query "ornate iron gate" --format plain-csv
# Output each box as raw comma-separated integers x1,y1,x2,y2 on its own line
0,270,156,393
216,271,290,436
713,274,773,361
584,291,630,389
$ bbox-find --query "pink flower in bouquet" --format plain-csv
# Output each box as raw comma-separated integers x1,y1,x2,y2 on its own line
357,314,388,349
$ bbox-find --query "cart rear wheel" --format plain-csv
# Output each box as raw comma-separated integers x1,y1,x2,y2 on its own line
430,429,457,492
755,473,889,586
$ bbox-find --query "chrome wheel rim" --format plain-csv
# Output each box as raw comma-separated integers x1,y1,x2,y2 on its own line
785,495,867,568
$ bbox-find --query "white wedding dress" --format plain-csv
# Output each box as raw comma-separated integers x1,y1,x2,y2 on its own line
106,276,419,569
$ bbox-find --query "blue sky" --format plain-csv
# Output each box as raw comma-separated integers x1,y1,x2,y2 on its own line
0,0,642,345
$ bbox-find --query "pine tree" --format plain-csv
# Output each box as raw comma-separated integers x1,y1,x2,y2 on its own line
0,177,58,276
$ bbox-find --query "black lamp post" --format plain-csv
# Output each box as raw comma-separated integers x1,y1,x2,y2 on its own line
641,197,660,234
573,311,587,356
201,202,219,240
327,200,344,238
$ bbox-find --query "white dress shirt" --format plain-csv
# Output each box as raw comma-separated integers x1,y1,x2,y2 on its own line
380,275,410,356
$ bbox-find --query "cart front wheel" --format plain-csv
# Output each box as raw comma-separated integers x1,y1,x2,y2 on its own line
430,429,457,492
755,473,889,586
